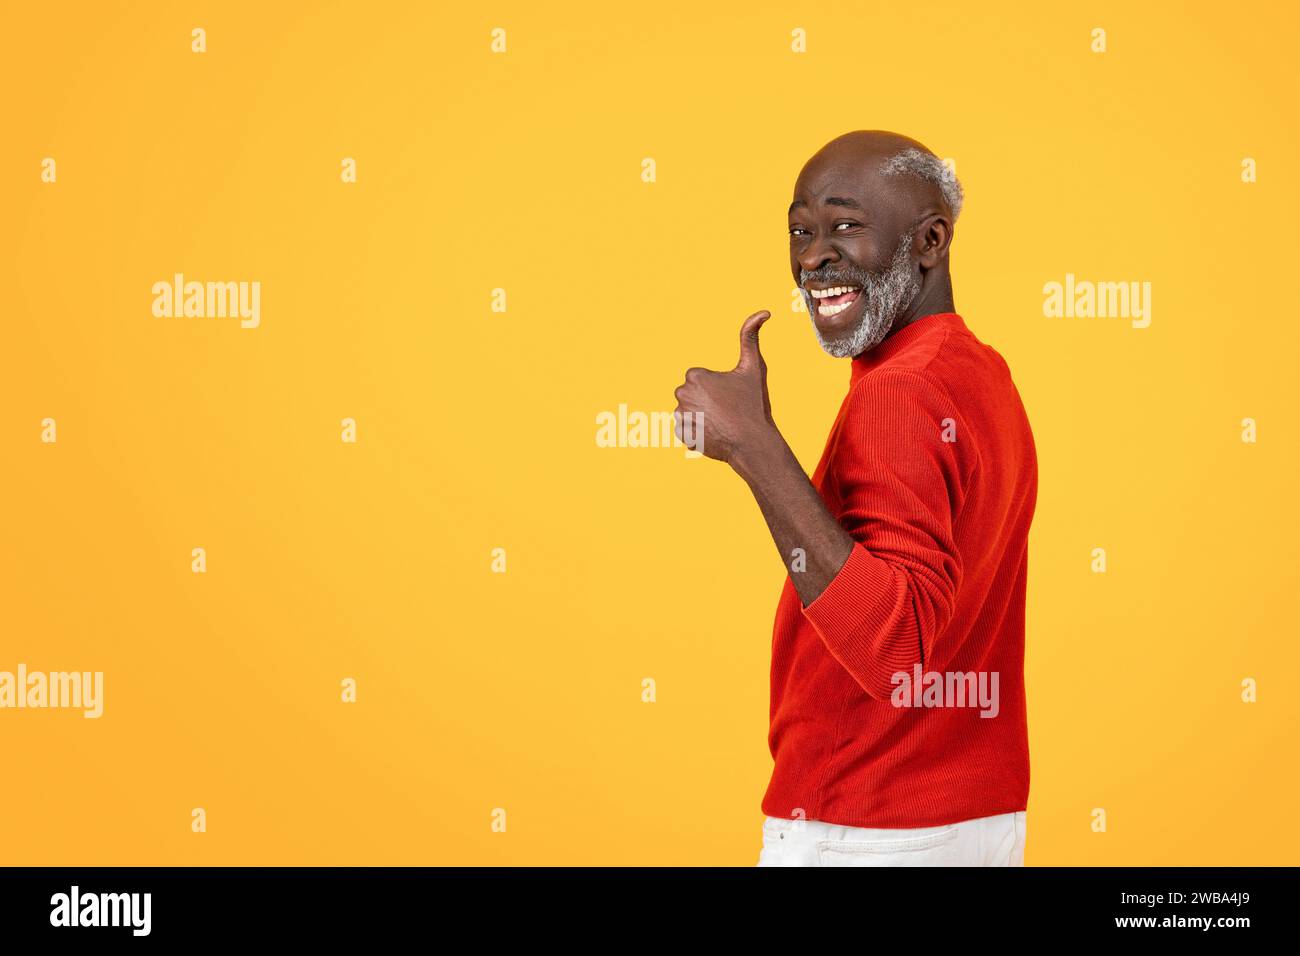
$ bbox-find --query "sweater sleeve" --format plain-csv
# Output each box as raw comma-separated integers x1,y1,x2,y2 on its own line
800,368,974,700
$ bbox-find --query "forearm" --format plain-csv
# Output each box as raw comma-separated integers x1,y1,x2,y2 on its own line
732,428,855,607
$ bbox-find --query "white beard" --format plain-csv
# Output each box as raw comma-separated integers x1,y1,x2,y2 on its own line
802,231,920,358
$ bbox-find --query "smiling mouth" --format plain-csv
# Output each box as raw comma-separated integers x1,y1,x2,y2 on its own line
808,285,862,318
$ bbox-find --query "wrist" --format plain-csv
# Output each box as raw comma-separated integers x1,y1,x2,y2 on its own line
730,424,789,484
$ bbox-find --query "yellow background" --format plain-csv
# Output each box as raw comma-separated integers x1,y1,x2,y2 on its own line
3,1,1296,865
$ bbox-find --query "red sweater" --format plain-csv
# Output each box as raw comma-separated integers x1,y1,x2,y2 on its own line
761,312,1037,829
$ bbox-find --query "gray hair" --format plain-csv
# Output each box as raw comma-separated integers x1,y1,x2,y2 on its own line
880,147,964,222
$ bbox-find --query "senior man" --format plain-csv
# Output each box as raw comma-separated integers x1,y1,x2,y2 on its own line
673,131,1037,866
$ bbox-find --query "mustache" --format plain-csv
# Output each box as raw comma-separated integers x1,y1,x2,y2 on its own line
801,268,868,287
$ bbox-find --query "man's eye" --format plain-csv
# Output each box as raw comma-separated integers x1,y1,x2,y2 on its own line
790,223,859,238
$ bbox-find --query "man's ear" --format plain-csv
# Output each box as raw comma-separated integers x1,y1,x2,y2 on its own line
915,213,953,270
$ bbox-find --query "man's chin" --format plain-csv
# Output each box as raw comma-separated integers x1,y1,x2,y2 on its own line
813,318,887,359
813,318,854,356
815,334,858,359
813,319,850,343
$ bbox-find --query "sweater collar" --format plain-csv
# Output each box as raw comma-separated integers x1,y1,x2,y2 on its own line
850,312,966,383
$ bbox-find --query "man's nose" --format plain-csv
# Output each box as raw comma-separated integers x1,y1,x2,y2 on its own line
797,236,840,274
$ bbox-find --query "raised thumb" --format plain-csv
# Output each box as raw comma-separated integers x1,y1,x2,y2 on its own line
737,310,772,371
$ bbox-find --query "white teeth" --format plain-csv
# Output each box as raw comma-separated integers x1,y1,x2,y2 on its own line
817,299,856,316
810,286,860,316
809,285,860,299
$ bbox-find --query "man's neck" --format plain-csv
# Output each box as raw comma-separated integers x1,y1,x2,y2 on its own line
890,272,955,336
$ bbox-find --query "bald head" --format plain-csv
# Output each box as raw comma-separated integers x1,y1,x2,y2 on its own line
788,130,960,357
799,130,961,228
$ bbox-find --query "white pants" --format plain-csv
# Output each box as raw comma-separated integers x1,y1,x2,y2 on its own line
757,811,1026,867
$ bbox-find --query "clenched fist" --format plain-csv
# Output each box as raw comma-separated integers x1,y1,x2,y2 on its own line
673,310,779,466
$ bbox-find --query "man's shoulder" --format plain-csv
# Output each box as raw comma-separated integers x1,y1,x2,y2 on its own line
868,319,1016,403
846,320,1029,455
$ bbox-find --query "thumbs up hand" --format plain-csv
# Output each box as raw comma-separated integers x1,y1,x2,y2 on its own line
673,310,777,466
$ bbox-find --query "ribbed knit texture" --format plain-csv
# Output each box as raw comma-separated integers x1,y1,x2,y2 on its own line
762,312,1037,828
